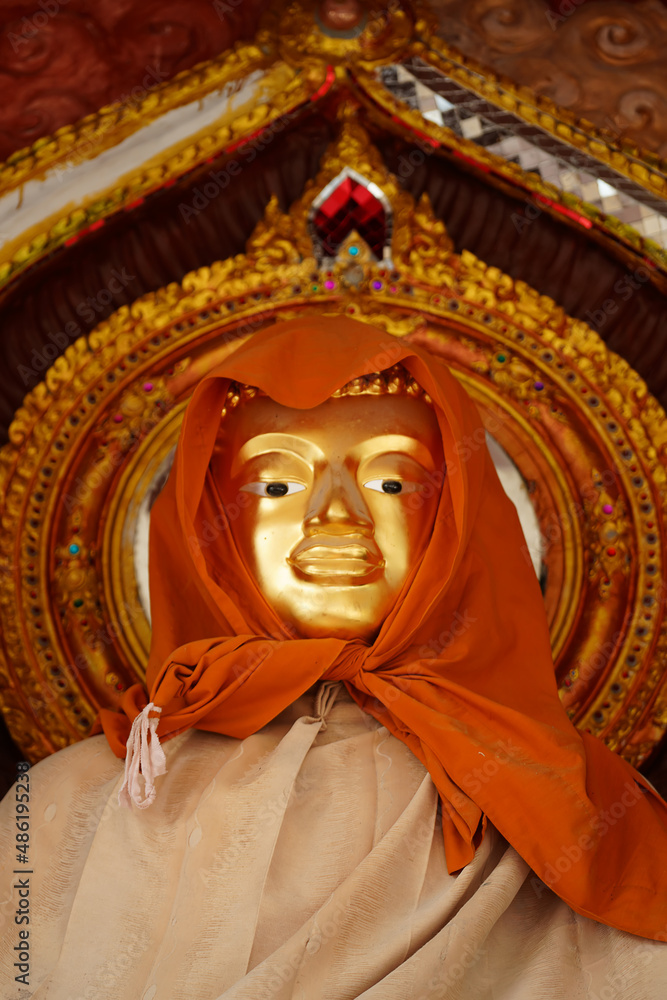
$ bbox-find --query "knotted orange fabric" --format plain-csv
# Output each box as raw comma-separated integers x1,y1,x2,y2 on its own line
99,316,667,940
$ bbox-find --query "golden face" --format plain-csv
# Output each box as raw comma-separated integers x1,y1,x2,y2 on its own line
211,392,444,641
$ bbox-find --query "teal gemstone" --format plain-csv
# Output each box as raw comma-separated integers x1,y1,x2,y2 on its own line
69,543,80,555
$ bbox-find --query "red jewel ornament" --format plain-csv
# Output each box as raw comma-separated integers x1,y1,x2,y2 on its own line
312,176,387,258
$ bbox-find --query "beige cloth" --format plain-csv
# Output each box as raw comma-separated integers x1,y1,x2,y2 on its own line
1,682,666,999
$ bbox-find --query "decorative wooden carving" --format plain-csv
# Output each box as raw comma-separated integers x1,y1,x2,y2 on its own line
430,0,667,155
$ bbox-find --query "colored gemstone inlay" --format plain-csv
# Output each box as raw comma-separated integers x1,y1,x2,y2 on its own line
313,175,386,258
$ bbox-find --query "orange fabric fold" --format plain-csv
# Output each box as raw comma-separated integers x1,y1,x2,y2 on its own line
98,316,667,940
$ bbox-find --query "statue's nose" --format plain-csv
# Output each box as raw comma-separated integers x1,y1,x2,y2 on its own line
304,467,373,536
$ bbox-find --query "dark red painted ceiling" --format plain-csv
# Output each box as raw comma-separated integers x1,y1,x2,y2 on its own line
0,0,267,161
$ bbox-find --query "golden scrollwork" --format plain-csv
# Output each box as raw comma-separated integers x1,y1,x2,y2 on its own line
267,0,414,70
583,473,630,601
0,118,665,773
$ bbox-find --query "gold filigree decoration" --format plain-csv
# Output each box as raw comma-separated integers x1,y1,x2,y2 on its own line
0,119,666,773
93,374,179,452
583,474,630,601
266,0,414,70
471,345,567,424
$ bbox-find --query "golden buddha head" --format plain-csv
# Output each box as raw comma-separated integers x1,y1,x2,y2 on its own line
210,365,445,642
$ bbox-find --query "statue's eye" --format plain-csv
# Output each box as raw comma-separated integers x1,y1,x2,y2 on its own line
241,482,307,497
364,479,404,494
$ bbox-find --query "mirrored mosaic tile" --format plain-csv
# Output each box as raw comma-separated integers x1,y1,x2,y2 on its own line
377,63,667,251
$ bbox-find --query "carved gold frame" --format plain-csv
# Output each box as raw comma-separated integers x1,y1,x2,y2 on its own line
0,120,665,771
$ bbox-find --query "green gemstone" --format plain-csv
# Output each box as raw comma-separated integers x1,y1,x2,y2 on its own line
73,599,83,608
497,354,506,363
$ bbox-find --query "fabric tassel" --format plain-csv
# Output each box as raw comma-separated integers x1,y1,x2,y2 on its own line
118,703,167,809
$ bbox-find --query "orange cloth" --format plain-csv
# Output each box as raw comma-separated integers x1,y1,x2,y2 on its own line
99,316,667,940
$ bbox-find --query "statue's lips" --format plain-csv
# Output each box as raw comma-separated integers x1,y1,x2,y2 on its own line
288,543,384,580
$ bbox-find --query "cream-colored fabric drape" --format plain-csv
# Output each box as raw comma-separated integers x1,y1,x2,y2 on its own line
1,684,665,999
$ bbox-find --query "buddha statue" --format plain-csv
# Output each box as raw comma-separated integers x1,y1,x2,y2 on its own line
1,316,666,999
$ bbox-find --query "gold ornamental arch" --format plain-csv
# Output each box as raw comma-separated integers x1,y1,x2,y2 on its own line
1,121,666,770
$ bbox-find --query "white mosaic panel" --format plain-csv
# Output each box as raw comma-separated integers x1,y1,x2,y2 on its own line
378,64,667,250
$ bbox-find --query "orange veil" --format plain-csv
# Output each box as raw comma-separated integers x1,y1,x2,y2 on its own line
99,316,667,941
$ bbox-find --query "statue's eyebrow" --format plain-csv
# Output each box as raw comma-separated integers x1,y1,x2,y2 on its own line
233,433,323,473
233,432,438,476
355,435,438,472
